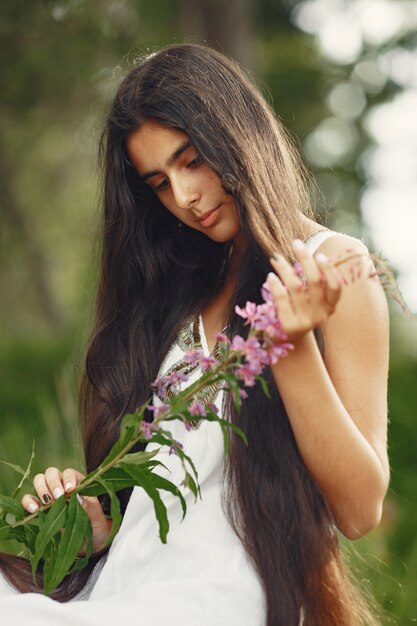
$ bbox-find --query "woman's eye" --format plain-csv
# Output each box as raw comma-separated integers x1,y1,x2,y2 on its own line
154,179,169,192
187,156,201,168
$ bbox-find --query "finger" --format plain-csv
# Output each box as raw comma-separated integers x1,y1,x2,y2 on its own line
77,495,112,551
266,271,296,324
21,493,41,514
62,468,85,494
270,255,308,312
33,473,54,505
292,239,322,284
44,467,65,500
315,253,342,310
292,239,324,310
333,248,364,285
271,252,304,292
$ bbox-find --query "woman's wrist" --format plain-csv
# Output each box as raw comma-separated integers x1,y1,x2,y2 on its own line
272,330,319,371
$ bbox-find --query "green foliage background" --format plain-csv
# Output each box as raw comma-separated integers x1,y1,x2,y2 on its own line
0,1,415,623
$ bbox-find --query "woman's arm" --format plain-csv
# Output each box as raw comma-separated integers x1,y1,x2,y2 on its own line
267,235,390,539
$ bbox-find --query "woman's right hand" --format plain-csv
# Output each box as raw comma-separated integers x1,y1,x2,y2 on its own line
21,467,112,553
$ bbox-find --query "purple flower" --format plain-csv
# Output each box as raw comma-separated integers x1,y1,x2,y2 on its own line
183,418,192,431
235,301,258,326
183,348,204,366
151,375,168,398
167,371,189,385
261,281,274,304
253,302,286,341
200,355,218,372
140,421,156,440
208,402,219,414
163,370,190,393
215,332,230,345
147,403,169,418
169,440,184,456
189,399,206,417
267,342,294,364
231,336,269,374
230,335,246,351
239,388,249,400
235,365,256,387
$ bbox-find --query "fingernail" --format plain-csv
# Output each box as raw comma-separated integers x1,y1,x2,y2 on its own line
28,502,38,513
76,494,84,506
316,253,328,262
272,252,281,261
53,487,64,499
42,493,52,504
65,482,74,492
267,272,278,281
292,239,305,250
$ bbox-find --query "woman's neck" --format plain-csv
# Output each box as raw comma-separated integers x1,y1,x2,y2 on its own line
227,231,247,282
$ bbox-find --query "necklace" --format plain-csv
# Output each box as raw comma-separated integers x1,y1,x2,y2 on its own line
158,314,228,425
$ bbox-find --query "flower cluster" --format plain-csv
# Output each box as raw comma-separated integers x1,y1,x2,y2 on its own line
232,281,293,386
149,280,294,425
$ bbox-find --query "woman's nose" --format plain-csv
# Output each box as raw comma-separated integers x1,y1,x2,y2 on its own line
171,175,200,210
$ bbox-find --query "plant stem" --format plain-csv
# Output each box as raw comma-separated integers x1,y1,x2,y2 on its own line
12,354,239,529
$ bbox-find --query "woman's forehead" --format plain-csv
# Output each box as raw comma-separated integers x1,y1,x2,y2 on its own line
127,122,190,176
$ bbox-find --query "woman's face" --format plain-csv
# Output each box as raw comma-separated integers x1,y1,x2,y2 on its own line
127,121,242,243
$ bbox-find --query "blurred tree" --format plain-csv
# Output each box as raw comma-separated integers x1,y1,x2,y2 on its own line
179,0,256,71
290,0,417,312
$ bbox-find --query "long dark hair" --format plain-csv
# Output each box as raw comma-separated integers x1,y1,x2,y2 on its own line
0,43,379,625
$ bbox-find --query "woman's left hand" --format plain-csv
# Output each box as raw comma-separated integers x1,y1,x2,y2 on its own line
266,238,360,344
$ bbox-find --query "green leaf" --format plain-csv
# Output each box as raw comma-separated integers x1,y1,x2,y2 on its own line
43,493,89,594
11,440,36,498
70,522,93,574
181,472,198,501
220,423,231,456
147,432,176,448
121,466,187,521
120,466,169,543
232,386,242,411
0,519,26,543
0,461,25,476
0,494,25,520
24,523,39,554
256,374,271,399
98,410,144,468
79,467,136,497
146,429,201,487
116,448,159,465
79,462,168,497
32,496,68,579
0,520,13,541
93,478,122,549
224,420,248,446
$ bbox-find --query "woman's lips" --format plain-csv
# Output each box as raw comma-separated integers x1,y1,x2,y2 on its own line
198,205,221,227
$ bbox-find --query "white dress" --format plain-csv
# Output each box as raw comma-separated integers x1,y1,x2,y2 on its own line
0,229,354,624
0,310,266,625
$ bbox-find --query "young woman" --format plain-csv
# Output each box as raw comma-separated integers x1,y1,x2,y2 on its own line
0,43,389,625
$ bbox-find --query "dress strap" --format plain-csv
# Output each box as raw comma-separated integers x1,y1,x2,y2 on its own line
303,229,366,255
303,229,338,254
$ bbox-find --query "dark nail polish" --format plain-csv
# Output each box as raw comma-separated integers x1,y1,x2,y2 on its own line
42,493,52,504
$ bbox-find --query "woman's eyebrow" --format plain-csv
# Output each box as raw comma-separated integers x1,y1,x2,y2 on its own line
139,140,192,181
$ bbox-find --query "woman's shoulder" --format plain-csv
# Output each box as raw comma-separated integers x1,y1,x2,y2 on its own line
303,227,388,322
312,229,389,342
